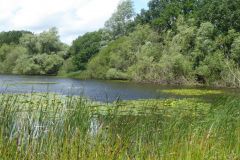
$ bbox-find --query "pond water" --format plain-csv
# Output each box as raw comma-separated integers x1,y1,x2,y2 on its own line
0,74,233,102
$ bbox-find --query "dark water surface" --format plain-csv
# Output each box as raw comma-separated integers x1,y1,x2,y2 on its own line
0,74,232,102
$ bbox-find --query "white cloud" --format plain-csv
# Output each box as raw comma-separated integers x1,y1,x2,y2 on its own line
0,0,121,44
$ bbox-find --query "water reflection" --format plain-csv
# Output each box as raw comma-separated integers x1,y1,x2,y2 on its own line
0,75,179,102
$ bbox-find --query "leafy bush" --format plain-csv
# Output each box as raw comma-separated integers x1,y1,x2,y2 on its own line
106,68,128,80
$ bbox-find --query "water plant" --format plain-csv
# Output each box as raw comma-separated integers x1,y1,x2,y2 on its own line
161,89,224,96
18,81,58,85
0,93,239,159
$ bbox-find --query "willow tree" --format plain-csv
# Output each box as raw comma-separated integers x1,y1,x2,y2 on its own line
104,0,135,39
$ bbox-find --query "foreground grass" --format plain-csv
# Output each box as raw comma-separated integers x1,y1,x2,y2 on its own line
0,93,239,159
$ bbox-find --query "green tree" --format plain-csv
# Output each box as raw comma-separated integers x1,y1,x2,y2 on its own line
163,16,196,56
13,55,41,75
20,27,67,55
231,36,240,64
69,31,102,70
158,53,193,84
32,54,64,75
192,22,216,69
0,44,11,62
0,31,32,46
0,46,28,73
86,25,160,80
196,51,227,85
38,27,64,54
198,0,240,33
20,33,41,54
136,0,197,31
104,0,135,39
58,58,77,75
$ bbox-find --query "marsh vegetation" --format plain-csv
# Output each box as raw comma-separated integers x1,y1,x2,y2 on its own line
1,0,240,159
0,89,240,159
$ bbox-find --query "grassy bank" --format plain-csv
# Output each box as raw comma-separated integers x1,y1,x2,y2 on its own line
0,92,239,159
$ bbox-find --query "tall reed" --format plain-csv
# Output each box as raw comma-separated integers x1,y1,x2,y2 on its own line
0,93,239,159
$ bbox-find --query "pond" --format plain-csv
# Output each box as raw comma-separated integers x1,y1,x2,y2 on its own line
0,74,235,102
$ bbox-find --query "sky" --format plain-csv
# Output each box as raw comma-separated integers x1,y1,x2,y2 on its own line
0,0,149,44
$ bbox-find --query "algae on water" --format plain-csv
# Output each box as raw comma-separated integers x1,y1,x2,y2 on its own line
161,89,224,96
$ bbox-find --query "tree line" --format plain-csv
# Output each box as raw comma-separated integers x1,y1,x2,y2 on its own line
0,28,68,75
1,0,240,87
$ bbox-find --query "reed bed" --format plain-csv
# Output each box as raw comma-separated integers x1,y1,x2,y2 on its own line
0,93,239,159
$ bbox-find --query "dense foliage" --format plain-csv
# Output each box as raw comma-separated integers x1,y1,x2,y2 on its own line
0,28,67,75
66,0,240,87
104,0,135,39
1,0,240,87
69,31,102,70
0,31,32,45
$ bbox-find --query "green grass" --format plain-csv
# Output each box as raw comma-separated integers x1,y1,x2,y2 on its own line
0,93,239,159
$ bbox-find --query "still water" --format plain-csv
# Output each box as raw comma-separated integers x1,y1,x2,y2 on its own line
0,74,226,102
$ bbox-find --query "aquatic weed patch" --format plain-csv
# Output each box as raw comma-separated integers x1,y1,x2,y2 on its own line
17,81,59,85
93,98,211,116
161,89,224,96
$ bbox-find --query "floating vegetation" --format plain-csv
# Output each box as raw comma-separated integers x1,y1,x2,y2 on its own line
1,81,59,86
93,98,211,116
0,93,211,116
17,81,59,85
161,89,224,96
